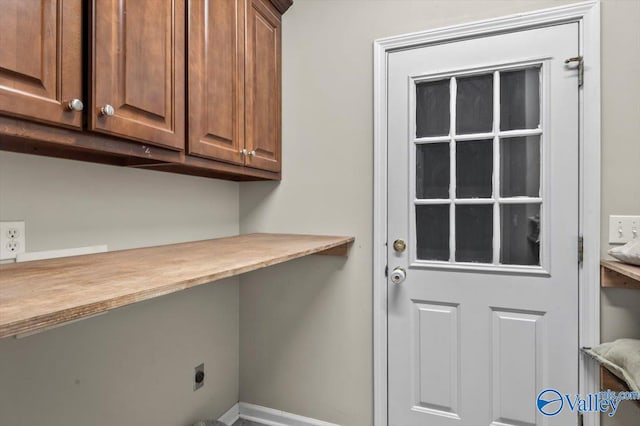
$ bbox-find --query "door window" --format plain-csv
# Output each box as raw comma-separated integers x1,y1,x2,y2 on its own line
413,65,544,269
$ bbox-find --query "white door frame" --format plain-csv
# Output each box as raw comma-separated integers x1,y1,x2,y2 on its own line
372,2,601,426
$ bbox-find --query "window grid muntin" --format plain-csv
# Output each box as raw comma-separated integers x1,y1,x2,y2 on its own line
449,77,456,262
415,128,542,145
412,65,544,267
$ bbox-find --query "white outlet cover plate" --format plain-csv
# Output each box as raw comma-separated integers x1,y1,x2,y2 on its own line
0,221,26,260
609,215,640,244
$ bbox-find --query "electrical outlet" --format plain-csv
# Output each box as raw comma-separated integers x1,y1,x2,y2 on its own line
194,363,205,391
0,221,25,260
609,215,640,244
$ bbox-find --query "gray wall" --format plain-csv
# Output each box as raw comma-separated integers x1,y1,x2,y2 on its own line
0,152,240,426
599,1,640,423
1,1,638,425
600,0,640,341
239,0,640,425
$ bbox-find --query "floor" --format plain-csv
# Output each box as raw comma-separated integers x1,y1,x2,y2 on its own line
231,420,267,426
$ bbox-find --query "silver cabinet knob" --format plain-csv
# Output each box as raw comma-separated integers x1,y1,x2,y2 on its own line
390,267,406,284
100,104,115,117
240,148,248,156
249,150,256,157
66,99,84,112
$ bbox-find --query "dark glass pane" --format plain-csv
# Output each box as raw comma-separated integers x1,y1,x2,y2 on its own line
500,68,540,131
500,204,541,265
417,143,450,199
456,204,493,263
456,74,493,134
416,79,450,137
416,205,450,261
500,136,541,197
456,140,493,198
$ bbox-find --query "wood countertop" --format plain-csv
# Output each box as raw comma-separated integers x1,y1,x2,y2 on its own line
0,233,354,339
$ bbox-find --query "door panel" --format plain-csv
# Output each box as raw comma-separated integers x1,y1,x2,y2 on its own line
188,0,245,165
491,309,544,425
413,301,460,417
0,0,82,129
245,0,281,172
91,0,185,150
388,23,579,426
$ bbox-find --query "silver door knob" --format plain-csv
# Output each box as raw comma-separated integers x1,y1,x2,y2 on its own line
390,267,406,284
100,104,115,117
249,150,256,157
240,148,248,156
66,99,84,112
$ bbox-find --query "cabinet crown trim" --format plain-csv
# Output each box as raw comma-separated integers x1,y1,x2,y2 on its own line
269,0,293,14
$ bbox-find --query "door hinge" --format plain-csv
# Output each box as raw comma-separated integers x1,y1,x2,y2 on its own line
565,56,584,87
578,235,584,265
385,265,388,277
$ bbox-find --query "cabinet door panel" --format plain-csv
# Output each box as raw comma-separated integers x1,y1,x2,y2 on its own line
0,0,82,129
91,0,185,150
245,0,281,172
188,0,244,164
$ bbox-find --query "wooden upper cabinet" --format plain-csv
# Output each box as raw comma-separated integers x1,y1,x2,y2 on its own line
245,0,282,172
0,0,290,180
188,0,245,165
0,0,83,129
90,0,185,150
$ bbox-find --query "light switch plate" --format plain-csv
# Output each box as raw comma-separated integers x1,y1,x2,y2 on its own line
609,215,640,244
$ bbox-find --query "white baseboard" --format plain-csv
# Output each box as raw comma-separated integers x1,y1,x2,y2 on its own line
218,403,240,425
217,402,340,426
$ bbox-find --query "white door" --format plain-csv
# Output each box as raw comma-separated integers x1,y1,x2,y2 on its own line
388,23,579,426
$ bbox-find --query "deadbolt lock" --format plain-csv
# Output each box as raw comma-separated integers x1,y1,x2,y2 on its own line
393,239,406,253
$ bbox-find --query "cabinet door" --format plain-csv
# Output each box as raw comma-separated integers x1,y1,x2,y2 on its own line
245,0,282,172
0,0,83,129
188,0,245,165
90,0,185,150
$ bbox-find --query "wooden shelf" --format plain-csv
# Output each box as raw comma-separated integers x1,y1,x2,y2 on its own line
599,261,640,409
601,260,640,289
601,366,640,408
0,233,354,339
600,365,629,392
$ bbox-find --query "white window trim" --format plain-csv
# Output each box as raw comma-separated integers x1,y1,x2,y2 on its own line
372,2,601,426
